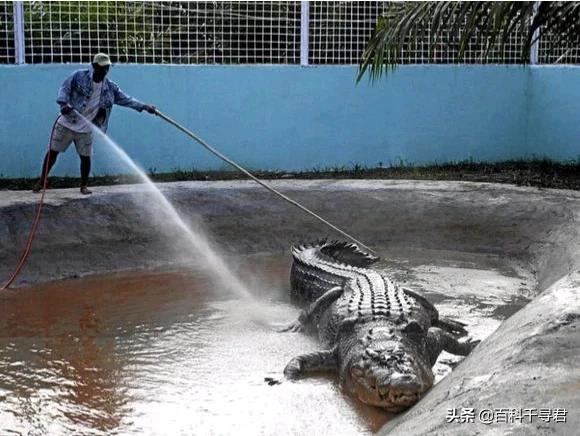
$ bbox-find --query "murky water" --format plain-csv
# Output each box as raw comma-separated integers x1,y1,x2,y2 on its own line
0,252,532,436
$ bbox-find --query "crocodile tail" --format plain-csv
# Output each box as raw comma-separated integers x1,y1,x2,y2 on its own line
319,240,379,267
291,238,327,258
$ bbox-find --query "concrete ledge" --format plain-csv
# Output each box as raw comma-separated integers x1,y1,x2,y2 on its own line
1,180,578,287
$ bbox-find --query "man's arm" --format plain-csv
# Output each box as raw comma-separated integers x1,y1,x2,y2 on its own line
111,81,155,113
56,72,75,107
56,72,79,115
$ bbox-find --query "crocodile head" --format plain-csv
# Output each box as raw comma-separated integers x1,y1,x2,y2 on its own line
340,321,434,411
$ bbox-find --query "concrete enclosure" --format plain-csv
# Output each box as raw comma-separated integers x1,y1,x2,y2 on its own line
0,65,579,178
0,181,578,435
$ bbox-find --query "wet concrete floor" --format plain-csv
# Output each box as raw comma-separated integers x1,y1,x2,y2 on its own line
0,250,532,436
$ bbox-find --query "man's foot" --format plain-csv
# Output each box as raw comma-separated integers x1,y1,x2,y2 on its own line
80,186,92,195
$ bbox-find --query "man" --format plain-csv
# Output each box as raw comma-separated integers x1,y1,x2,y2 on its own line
33,53,156,195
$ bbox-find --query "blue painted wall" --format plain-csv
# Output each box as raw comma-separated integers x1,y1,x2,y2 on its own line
526,66,580,161
0,64,577,178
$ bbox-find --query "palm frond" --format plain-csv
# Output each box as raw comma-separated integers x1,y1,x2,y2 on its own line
358,1,580,83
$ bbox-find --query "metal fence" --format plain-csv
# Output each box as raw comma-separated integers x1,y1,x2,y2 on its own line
538,29,580,64
0,1,14,63
0,1,578,66
309,1,530,65
21,1,301,64
309,1,381,64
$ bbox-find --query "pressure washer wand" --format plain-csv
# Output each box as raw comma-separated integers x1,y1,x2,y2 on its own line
154,110,377,256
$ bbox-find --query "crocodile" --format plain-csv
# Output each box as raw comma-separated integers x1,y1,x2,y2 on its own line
280,240,479,411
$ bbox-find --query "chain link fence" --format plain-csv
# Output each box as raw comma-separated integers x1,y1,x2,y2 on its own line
0,1,578,66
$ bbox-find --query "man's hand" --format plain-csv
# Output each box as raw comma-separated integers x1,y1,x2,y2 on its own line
143,104,157,114
60,104,73,115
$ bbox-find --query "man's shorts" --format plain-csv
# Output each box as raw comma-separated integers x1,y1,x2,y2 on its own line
49,124,93,157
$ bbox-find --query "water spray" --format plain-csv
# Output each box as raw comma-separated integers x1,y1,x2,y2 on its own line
1,109,375,291
154,110,377,256
79,114,256,302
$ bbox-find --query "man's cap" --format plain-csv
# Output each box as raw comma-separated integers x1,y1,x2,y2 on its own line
93,53,111,66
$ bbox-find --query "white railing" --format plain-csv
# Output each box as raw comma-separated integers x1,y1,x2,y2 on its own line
0,1,578,66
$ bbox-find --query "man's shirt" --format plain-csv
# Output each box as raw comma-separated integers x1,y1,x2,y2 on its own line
56,65,146,132
58,80,103,133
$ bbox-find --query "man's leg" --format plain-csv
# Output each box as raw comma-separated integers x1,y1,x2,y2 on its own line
75,131,93,195
32,150,59,192
33,123,72,193
80,156,92,195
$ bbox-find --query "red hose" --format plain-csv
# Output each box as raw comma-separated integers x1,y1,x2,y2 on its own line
1,116,60,290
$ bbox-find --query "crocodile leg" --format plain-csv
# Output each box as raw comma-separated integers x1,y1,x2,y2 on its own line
402,287,439,321
434,318,468,337
426,327,480,365
279,286,343,332
284,347,338,379
403,287,468,336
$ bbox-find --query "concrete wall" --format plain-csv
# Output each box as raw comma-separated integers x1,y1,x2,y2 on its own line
0,64,578,178
526,66,580,161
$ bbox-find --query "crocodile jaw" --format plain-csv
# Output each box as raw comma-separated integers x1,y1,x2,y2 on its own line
341,335,434,411
346,370,431,410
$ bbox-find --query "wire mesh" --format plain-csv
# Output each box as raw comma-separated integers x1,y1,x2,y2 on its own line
0,1,14,63
308,1,531,65
309,1,382,65
1,1,578,66
538,28,580,64
22,1,300,64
